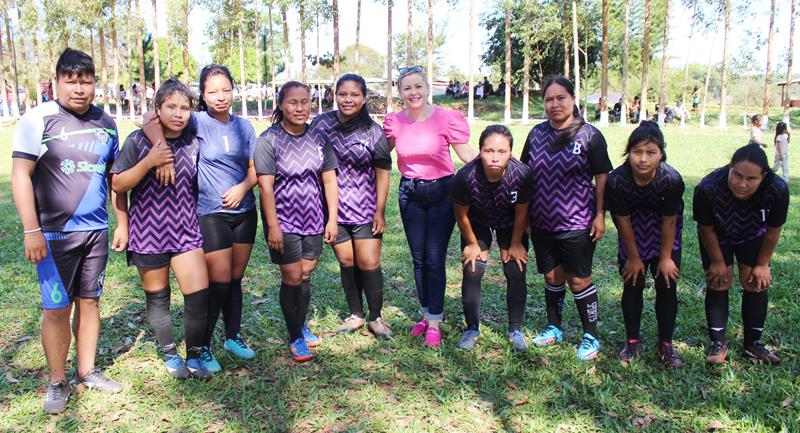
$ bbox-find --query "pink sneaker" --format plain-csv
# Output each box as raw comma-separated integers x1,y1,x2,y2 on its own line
424,327,441,348
411,319,428,337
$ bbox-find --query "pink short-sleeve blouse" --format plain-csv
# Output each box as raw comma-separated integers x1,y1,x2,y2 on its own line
384,107,470,180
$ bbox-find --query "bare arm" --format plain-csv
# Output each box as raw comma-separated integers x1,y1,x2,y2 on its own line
372,167,390,234
591,173,608,242
321,170,339,244
222,160,258,209
455,203,482,271
109,175,129,252
11,158,47,264
111,141,173,193
452,142,477,163
654,215,680,286
503,202,530,271
614,214,646,285
698,224,729,288
257,174,283,252
749,226,782,291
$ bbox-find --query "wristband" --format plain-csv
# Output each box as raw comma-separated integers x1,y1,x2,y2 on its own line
23,227,42,234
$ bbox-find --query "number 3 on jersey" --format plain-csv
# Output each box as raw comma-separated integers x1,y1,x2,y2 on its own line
510,191,518,204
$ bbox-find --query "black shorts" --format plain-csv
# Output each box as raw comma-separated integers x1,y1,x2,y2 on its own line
37,230,108,310
333,223,383,245
199,210,258,253
530,229,595,278
268,233,323,265
699,235,763,269
127,249,195,269
617,249,683,276
460,223,529,251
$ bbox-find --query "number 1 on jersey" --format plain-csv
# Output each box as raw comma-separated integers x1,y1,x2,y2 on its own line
223,135,230,153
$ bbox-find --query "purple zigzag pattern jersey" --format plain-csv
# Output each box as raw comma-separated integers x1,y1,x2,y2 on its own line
694,168,789,245
452,158,533,229
521,122,611,232
310,112,391,225
112,130,202,254
607,162,684,261
254,125,338,235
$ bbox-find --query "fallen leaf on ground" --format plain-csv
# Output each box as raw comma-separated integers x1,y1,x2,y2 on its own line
781,397,793,407
512,397,529,406
631,414,655,428
700,388,708,400
346,378,368,385
15,336,33,343
5,372,18,384
705,420,726,431
266,338,283,344
586,365,597,375
251,298,269,305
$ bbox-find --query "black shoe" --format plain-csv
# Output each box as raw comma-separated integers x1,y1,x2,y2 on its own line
656,341,685,367
743,341,780,365
618,338,642,365
78,369,123,393
43,380,71,414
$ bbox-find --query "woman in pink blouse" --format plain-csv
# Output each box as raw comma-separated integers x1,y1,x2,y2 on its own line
384,66,475,348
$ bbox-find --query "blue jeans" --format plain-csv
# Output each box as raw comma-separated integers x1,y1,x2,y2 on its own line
398,175,456,320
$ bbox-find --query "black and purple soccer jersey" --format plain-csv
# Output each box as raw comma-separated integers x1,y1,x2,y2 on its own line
693,168,789,245
606,162,684,261
310,111,391,225
12,101,119,232
451,158,534,229
520,121,612,232
111,130,203,254
254,124,338,235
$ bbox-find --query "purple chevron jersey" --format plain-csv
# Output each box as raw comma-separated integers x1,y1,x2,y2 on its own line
254,124,338,235
693,168,789,245
606,162,684,261
452,158,534,229
310,111,392,225
12,101,119,232
521,122,612,232
111,130,202,254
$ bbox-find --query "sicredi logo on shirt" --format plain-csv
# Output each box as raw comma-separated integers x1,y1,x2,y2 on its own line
60,159,106,175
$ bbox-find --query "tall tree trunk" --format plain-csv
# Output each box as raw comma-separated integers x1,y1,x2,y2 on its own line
100,27,109,113
761,0,776,126
281,4,290,78
0,22,8,118
333,0,340,81
522,7,531,123
5,12,20,118
22,37,33,111
571,0,580,108
406,0,413,65
657,0,670,126
239,7,246,118
503,0,511,123
32,33,42,106
562,2,569,77
182,0,190,81
467,0,474,122
300,0,307,83
354,0,361,71
269,3,276,112
600,0,608,124
638,0,651,124
718,0,731,129
699,21,719,128
130,0,138,120
316,6,322,114
784,0,796,123
620,0,631,125
167,39,173,77
136,0,147,116
386,0,393,113
426,0,433,103
152,0,160,89
681,1,699,107
112,13,122,119
255,6,263,120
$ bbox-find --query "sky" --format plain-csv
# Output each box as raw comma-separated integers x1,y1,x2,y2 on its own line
140,1,798,81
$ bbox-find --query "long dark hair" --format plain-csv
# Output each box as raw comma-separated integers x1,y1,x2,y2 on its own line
271,81,310,126
542,76,584,151
335,73,375,133
198,64,235,112
727,143,774,187
478,124,514,150
624,121,666,162
775,121,790,143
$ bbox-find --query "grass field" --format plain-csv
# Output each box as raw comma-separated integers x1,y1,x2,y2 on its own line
0,112,798,432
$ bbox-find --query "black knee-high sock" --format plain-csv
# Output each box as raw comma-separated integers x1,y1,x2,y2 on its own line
340,266,365,318
503,261,528,332
544,282,567,328
279,282,302,341
654,276,678,343
222,277,243,340
621,275,645,340
183,289,210,360
361,268,385,321
705,289,729,343
299,279,312,324
145,286,176,355
742,290,768,346
206,282,230,346
461,261,486,331
354,265,365,301
573,284,599,338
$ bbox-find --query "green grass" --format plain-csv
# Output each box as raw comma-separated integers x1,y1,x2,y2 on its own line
0,114,799,432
